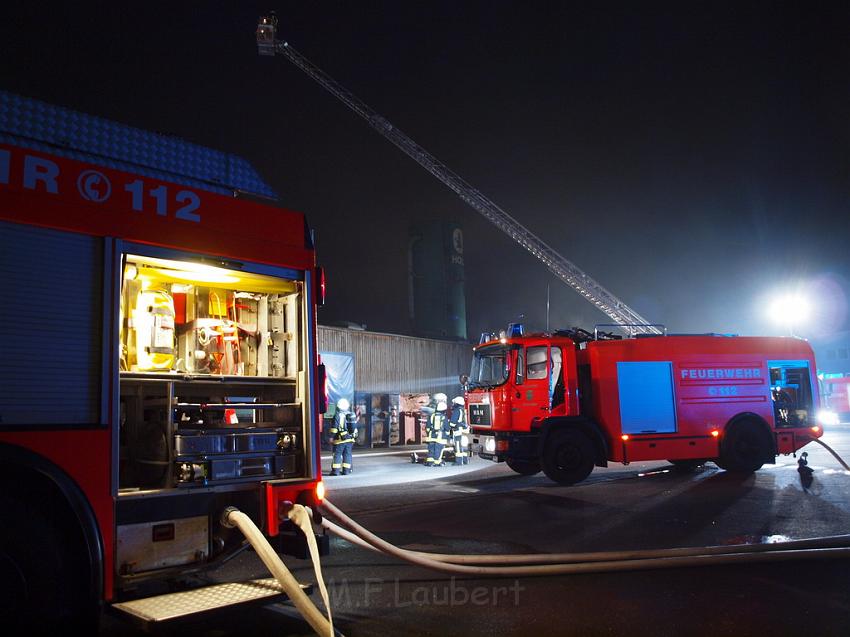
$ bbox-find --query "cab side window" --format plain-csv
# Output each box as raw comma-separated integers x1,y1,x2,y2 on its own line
550,347,564,408
527,346,548,380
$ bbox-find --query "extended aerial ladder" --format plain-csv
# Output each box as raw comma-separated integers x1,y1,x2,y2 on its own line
256,15,661,335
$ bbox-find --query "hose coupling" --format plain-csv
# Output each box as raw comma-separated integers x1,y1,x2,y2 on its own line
220,506,240,528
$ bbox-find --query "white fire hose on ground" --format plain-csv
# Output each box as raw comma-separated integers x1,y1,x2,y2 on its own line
224,437,850,635
319,499,850,576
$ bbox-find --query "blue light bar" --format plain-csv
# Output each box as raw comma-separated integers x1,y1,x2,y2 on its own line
508,323,524,337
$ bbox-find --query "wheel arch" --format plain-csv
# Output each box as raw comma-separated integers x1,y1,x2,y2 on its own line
538,417,609,467
0,442,104,612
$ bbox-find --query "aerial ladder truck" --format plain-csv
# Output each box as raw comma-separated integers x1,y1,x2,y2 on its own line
251,15,831,488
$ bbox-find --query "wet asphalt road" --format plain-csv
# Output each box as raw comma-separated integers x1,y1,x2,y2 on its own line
101,427,850,636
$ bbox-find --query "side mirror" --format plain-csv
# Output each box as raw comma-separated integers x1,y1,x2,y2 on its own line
459,374,469,389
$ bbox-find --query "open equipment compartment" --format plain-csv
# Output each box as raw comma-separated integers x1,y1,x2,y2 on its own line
118,252,308,491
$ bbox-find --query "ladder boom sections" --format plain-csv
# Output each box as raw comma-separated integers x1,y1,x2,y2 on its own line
257,17,660,335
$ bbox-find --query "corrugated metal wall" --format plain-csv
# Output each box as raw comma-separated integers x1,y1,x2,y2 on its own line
318,326,472,397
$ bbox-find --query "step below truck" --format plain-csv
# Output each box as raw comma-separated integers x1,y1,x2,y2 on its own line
467,325,827,484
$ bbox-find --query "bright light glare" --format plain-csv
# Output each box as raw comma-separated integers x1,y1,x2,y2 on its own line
768,294,811,327
817,410,839,426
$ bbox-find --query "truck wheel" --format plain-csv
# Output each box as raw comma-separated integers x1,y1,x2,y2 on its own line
506,458,541,476
0,496,96,633
542,429,595,485
719,421,772,473
669,459,705,472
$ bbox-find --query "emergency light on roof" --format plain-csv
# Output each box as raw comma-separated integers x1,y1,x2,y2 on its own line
508,323,524,337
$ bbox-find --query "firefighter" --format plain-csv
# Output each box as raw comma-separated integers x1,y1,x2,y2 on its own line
772,386,796,426
449,395,470,465
425,401,449,466
413,392,449,464
329,398,357,475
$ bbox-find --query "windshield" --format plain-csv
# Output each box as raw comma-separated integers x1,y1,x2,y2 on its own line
469,345,510,388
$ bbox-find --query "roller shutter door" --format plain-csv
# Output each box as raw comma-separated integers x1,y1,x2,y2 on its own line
0,220,103,426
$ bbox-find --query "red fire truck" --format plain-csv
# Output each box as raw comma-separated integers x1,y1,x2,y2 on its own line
468,324,826,484
0,92,327,631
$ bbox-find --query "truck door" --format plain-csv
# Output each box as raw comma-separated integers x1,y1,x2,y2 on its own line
512,345,551,428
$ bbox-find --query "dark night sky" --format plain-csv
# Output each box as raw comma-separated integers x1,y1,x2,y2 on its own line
2,1,848,341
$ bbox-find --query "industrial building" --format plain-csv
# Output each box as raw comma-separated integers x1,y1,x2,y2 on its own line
318,324,472,448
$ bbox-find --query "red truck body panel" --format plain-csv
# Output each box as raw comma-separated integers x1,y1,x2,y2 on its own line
0,143,314,270
582,335,820,462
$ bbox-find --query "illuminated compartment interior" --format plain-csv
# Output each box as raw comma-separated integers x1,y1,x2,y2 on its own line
120,254,301,378
118,254,308,491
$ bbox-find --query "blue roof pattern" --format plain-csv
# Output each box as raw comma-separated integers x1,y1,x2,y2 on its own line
0,90,277,199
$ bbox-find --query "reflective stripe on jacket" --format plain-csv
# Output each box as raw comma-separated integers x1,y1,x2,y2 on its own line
331,411,357,444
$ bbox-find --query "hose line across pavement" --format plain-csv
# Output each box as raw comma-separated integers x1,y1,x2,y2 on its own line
320,436,850,576
225,437,850,635
320,499,850,577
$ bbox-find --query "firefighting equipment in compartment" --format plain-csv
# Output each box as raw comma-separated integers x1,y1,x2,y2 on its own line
132,288,176,370
425,403,449,466
450,396,469,465
232,292,260,376
330,406,357,476
211,291,241,375
184,291,249,376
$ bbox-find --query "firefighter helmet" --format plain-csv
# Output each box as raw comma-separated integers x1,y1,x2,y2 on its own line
433,392,448,403
452,396,464,406
437,401,447,412
337,398,350,411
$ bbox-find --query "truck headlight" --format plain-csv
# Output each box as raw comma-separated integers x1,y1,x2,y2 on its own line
484,437,496,453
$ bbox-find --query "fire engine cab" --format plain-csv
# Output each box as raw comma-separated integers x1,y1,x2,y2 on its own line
468,324,826,484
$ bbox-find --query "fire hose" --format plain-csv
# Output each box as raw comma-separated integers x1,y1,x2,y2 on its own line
809,436,850,471
222,506,335,637
319,499,850,575
226,436,850,636
319,437,850,575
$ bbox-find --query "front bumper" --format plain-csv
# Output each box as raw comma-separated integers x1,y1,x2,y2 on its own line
471,431,540,462
471,433,499,461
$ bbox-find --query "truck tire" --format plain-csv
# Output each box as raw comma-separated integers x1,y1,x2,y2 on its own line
542,429,595,485
718,420,773,473
505,458,541,476
0,495,96,633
